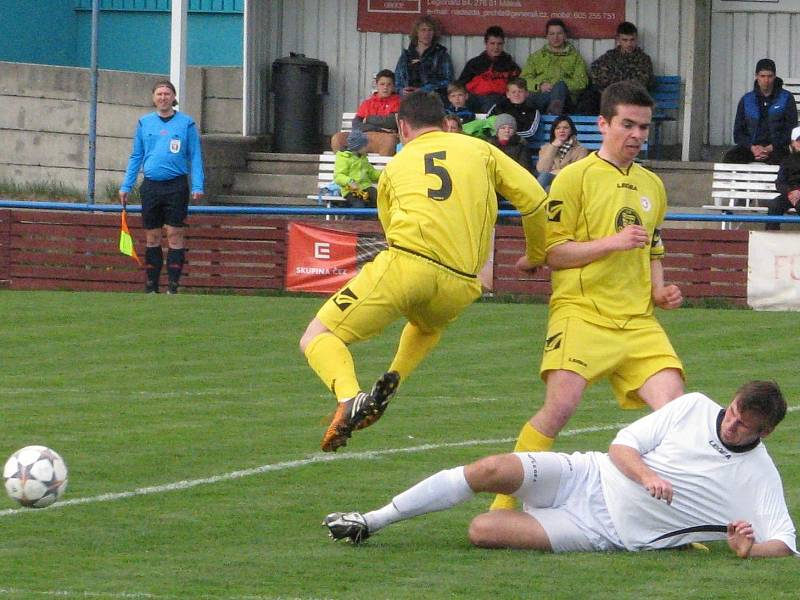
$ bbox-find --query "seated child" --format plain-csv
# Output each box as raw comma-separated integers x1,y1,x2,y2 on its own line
488,78,540,140
334,130,379,211
444,82,476,124
331,70,400,156
489,113,531,173
443,114,463,133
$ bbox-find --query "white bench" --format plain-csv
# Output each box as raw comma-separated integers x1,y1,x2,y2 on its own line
306,152,391,220
702,163,780,229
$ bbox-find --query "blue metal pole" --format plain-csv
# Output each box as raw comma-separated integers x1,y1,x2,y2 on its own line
87,0,99,205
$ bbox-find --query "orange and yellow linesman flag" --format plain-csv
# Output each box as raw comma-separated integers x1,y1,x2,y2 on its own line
119,208,142,266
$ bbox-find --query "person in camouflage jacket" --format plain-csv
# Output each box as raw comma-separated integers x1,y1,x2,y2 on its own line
577,22,654,114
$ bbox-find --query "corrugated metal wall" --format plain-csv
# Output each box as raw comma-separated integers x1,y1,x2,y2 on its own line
258,0,694,143
710,4,800,146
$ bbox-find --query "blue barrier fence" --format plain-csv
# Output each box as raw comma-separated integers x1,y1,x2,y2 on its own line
1,199,800,226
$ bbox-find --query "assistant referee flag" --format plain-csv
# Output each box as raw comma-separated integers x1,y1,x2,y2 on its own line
119,209,142,266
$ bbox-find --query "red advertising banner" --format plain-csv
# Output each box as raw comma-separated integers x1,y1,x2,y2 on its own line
358,0,625,39
285,223,389,294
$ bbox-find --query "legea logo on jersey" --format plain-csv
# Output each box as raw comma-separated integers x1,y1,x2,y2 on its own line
547,200,563,222
615,207,642,231
333,287,358,311
544,332,562,352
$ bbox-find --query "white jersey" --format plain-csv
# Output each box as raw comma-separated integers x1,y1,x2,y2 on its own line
597,393,798,553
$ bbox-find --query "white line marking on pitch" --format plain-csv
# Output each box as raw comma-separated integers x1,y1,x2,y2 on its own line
2,407,796,519
0,422,628,519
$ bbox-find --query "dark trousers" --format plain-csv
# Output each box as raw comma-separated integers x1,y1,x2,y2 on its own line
766,194,799,230
723,144,789,166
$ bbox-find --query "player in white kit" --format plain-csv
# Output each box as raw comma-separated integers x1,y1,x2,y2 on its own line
324,380,796,558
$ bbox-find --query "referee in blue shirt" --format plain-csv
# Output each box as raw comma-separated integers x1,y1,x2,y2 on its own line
119,80,204,294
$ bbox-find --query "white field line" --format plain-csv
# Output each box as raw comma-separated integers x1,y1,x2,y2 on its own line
0,421,629,519
1,407,796,519
0,588,332,600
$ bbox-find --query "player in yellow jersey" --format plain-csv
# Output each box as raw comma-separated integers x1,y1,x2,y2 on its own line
491,81,685,510
300,91,548,452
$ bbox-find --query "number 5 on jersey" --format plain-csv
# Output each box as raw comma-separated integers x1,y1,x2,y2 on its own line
424,151,452,201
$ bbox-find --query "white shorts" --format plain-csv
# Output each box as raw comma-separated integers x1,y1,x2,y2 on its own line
513,451,625,553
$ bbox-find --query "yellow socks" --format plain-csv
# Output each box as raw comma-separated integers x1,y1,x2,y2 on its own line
388,323,442,380
489,422,555,510
304,332,360,401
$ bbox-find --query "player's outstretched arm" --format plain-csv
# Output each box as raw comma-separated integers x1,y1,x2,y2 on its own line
727,521,794,558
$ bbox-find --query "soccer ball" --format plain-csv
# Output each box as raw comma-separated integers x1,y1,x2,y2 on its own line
3,446,68,508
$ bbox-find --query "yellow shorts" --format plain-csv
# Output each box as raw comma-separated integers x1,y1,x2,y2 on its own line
539,316,684,409
316,248,482,344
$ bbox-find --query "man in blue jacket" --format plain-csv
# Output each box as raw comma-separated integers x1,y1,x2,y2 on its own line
723,58,797,165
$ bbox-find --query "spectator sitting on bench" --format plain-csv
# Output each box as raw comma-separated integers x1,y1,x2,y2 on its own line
394,15,454,100
535,115,589,190
443,114,463,133
766,126,800,231
331,70,401,157
723,58,797,166
521,18,588,115
456,25,521,114
577,21,654,115
444,82,476,124
489,113,531,173
334,130,379,212
488,77,541,140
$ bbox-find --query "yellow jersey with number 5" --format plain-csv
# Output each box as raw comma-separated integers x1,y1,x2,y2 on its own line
377,130,547,276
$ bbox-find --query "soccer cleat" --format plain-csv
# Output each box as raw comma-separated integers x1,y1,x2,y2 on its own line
320,392,373,452
355,371,400,431
145,281,159,294
323,512,370,544
166,281,179,295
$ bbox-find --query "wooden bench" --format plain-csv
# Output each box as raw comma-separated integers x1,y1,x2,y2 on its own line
306,152,391,219
701,163,780,229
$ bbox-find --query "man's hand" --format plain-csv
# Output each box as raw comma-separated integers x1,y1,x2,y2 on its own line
727,520,755,558
192,192,204,201
751,144,769,160
788,189,800,207
515,254,539,274
641,472,673,504
539,82,553,93
119,191,128,206
613,224,649,251
653,283,683,309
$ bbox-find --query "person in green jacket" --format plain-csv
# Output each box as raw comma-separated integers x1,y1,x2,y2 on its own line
334,130,380,211
521,18,588,115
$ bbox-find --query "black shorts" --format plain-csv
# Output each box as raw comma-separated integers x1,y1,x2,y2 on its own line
140,176,190,229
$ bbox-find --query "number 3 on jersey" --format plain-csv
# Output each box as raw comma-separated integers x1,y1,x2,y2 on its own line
424,151,453,201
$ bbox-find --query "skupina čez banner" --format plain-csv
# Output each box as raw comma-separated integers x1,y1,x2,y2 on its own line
747,231,800,311
285,223,388,293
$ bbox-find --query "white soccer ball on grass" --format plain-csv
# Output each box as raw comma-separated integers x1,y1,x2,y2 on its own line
4,445,68,508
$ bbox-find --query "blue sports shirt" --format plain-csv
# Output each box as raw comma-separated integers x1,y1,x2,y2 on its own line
120,111,204,193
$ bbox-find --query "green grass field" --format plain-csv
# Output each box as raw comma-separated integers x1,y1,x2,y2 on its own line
0,290,797,599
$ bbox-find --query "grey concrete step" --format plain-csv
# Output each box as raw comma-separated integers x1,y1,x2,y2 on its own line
246,159,318,175
212,194,317,206
232,172,317,196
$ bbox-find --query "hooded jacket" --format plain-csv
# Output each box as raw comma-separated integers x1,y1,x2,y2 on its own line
733,77,798,149
521,42,589,99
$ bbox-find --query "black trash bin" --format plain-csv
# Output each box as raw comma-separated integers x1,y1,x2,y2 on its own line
272,53,328,153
